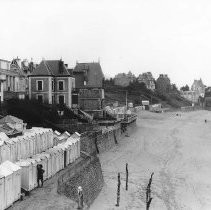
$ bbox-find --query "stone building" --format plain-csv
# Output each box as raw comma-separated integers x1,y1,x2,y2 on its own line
138,72,155,90
156,74,171,94
73,62,104,118
114,71,136,87
28,59,75,108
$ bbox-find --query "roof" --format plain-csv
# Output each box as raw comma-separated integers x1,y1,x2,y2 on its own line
0,115,23,124
0,132,9,141
31,60,71,77
73,62,104,78
192,79,204,87
0,164,13,177
1,161,21,172
0,124,20,136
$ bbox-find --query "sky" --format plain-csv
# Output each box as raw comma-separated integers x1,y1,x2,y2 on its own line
1,0,211,88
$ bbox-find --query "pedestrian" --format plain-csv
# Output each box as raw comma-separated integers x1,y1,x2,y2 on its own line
37,164,45,187
77,186,83,209
205,119,207,123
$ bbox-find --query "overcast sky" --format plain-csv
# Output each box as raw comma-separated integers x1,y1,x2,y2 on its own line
1,0,211,87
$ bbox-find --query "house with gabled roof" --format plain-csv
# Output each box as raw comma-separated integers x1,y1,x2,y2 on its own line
28,59,75,108
73,62,104,88
72,62,105,118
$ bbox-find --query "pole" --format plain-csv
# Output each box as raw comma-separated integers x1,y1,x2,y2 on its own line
146,172,154,210
126,91,128,110
126,163,128,191
116,173,121,207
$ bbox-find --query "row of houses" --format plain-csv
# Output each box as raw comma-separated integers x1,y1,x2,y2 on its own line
0,58,104,118
113,71,170,93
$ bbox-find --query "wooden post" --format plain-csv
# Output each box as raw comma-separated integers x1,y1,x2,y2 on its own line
115,173,121,207
126,163,128,191
146,172,154,210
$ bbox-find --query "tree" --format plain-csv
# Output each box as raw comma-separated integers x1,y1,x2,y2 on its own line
180,85,189,91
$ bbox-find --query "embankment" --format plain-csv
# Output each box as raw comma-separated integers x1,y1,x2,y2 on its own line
57,154,104,207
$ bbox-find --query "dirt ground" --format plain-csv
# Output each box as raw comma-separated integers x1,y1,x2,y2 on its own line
91,110,211,210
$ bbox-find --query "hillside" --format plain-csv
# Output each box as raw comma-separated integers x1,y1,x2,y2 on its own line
104,82,192,108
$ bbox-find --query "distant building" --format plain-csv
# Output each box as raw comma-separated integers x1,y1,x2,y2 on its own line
191,79,205,97
28,59,75,108
181,79,205,104
73,62,104,118
10,57,36,99
114,71,136,87
0,57,36,102
180,90,198,103
156,74,171,94
138,72,155,90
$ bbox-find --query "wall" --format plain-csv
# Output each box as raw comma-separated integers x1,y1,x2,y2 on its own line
57,154,104,207
96,127,121,153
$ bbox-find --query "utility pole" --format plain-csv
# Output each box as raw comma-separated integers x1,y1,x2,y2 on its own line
146,172,154,210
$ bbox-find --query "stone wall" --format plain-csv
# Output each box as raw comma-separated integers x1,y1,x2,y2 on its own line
80,125,122,155
57,154,104,207
96,126,121,153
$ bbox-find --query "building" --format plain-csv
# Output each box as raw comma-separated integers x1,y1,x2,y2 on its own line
180,90,198,103
0,58,36,102
138,72,155,90
191,79,205,97
181,79,205,104
73,62,104,118
0,59,16,101
156,74,171,94
114,71,136,87
73,62,104,88
28,59,75,108
10,57,36,99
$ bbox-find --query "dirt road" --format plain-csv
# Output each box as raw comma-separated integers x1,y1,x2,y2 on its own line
91,110,211,210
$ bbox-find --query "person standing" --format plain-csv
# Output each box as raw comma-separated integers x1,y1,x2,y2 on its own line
37,164,45,187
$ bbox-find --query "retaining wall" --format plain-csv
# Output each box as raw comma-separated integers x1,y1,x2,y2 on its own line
57,154,104,207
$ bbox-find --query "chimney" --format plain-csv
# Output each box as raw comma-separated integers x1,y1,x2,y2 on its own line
59,60,64,73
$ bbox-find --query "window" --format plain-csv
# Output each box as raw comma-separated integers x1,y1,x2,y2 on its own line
58,95,65,105
58,80,64,91
37,95,43,103
52,96,55,104
52,80,54,91
37,80,43,91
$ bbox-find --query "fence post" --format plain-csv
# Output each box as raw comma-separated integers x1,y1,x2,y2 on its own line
115,173,121,207
146,172,154,210
126,163,128,191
